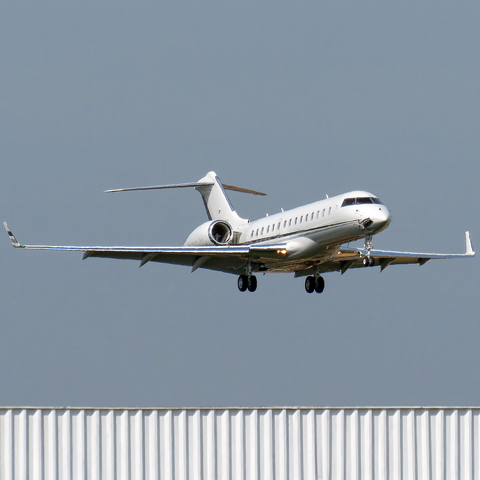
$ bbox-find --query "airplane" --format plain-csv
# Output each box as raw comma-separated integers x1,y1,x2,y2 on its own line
3,171,475,293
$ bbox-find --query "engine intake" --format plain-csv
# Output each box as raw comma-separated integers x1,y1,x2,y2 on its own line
208,220,233,245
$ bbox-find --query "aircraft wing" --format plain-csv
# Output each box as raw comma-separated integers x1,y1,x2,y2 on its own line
295,232,475,276
3,222,287,270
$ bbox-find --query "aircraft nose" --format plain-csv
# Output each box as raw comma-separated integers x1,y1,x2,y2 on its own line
374,206,391,232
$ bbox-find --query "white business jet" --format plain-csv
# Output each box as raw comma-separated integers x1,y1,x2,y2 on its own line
3,171,475,293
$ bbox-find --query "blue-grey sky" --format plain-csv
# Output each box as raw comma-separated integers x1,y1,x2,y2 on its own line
1,1,479,408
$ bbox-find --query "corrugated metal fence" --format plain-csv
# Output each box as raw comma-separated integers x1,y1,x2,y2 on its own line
0,407,479,479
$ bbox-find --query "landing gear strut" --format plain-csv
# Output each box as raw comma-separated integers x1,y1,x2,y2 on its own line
363,233,376,267
238,274,257,292
305,275,325,294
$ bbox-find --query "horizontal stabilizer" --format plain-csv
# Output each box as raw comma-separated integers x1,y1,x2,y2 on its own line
105,182,266,196
104,182,213,193
222,184,266,196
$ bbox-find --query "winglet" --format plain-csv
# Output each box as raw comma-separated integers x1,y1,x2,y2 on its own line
3,222,22,248
466,231,475,256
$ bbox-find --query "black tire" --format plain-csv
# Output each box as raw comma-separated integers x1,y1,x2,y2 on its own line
369,256,375,267
314,276,325,293
305,276,315,293
238,275,248,292
363,257,370,267
247,275,257,292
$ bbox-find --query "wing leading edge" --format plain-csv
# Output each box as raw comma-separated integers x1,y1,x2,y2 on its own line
294,231,474,276
3,222,287,270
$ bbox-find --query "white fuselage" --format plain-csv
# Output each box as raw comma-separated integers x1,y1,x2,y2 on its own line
237,190,391,260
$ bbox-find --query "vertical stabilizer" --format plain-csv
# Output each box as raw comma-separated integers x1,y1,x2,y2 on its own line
195,172,245,225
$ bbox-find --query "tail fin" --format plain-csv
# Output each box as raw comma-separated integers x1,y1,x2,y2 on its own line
195,172,244,224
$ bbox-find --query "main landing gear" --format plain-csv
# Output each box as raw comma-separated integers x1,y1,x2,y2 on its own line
238,274,257,292
305,275,325,294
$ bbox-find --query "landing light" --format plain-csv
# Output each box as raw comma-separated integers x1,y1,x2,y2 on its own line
277,249,287,255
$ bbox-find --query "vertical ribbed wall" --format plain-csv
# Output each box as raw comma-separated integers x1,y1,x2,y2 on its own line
0,407,479,479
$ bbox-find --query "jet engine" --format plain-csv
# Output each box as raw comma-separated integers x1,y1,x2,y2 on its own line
184,220,234,246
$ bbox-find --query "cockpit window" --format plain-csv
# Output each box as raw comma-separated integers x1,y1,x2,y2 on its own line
356,197,373,205
341,197,383,207
341,198,356,207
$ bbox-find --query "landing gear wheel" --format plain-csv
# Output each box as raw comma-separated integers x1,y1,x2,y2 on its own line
362,256,375,267
238,275,248,292
305,276,315,293
314,276,325,293
247,275,257,292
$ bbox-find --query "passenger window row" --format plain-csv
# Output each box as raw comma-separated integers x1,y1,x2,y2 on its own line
249,205,334,239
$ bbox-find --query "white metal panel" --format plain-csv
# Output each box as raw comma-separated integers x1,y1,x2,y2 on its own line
430,409,444,480
259,409,273,480
346,408,359,480
73,409,86,480
374,410,387,480
28,409,42,480
1,407,480,479
187,410,201,480
317,409,331,480
232,410,245,480
388,409,401,480
331,409,345,480
402,409,416,480
58,409,72,480
160,410,173,480
360,409,373,480
14,409,27,480
101,410,115,480
288,409,301,480
416,409,430,479
274,409,287,480
302,410,316,480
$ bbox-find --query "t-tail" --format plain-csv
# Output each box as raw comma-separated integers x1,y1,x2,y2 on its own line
104,171,266,226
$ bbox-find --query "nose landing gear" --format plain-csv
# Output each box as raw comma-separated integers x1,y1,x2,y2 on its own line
363,233,376,267
363,256,375,267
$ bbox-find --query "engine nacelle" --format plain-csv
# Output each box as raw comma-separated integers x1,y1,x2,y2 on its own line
184,220,234,246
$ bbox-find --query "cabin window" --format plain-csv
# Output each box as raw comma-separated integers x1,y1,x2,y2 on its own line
328,207,331,215
251,230,254,238
278,222,281,230
300,216,303,224
256,229,259,236
261,227,264,235
295,217,297,225
322,209,325,217
284,221,287,228
316,211,319,219
267,225,270,233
